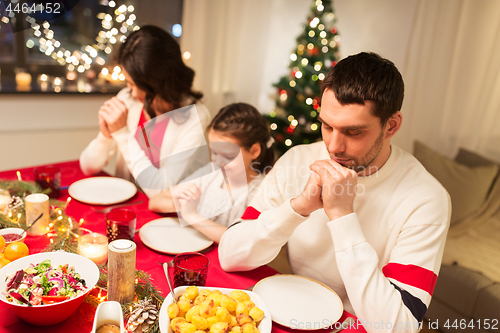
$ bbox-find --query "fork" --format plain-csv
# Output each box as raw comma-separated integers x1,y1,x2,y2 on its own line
90,200,143,214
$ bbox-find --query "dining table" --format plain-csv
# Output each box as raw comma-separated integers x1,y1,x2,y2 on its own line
0,160,366,333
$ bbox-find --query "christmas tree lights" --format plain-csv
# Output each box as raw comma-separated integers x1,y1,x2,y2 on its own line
266,0,340,157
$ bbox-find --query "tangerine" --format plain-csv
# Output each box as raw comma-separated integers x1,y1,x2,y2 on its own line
0,235,5,252
4,242,29,261
0,257,11,268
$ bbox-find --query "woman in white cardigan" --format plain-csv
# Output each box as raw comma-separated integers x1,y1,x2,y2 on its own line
80,26,211,198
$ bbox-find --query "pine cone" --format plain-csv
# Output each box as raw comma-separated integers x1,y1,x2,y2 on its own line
126,298,158,333
5,196,23,212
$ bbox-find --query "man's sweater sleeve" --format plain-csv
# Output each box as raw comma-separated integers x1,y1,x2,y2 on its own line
329,190,450,333
219,146,310,272
219,199,307,272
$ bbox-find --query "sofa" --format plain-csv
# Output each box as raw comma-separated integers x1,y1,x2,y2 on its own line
414,141,500,332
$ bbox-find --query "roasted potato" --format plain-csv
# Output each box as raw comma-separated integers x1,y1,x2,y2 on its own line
186,305,201,322
177,322,197,333
220,295,237,313
210,322,230,333
192,315,209,330
168,302,180,319
215,307,232,323
249,307,264,323
184,286,199,301
230,290,251,303
178,298,192,312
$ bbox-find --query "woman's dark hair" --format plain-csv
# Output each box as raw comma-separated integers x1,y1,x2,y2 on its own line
208,103,275,173
118,25,203,119
320,52,404,126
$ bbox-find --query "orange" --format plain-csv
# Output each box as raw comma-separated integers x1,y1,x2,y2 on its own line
4,242,29,261
0,257,11,268
0,235,5,252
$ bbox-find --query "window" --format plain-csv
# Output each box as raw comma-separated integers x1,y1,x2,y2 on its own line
0,0,183,93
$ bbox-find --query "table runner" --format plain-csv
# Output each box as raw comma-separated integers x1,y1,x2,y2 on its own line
0,160,364,333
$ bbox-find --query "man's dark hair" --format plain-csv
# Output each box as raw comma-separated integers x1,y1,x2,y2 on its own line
320,52,404,125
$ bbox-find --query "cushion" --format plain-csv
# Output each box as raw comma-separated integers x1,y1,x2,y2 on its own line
473,283,500,322
433,265,493,317
413,141,500,226
455,148,498,167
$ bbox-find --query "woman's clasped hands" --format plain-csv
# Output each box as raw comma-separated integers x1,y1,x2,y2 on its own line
98,97,129,138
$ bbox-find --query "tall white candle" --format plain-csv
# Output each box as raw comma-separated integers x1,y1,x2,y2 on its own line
0,189,10,210
78,233,108,266
25,193,50,236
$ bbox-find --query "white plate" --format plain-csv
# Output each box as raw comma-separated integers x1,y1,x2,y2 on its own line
68,177,137,205
159,286,272,333
139,218,213,254
252,275,343,330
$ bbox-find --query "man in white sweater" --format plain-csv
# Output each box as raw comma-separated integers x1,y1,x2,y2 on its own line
219,52,451,332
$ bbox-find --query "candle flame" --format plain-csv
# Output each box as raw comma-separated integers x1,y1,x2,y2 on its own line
79,218,84,225
66,197,72,203
16,171,22,181
17,213,21,219
50,238,54,244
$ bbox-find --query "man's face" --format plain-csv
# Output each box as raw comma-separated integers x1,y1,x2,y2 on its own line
319,89,387,174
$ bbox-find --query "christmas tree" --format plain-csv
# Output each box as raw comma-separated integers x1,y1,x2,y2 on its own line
266,0,340,157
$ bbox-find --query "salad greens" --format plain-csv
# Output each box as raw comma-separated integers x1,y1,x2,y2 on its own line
3,260,87,306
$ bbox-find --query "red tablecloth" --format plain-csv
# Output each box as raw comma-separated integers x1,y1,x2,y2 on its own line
0,161,364,333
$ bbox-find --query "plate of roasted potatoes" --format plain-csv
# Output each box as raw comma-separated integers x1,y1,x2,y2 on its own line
159,286,271,333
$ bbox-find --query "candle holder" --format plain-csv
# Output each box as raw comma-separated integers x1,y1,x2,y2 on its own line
105,209,136,242
78,232,109,267
24,193,50,236
108,239,136,304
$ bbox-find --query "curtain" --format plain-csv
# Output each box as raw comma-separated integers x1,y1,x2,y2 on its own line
397,0,500,159
180,0,310,116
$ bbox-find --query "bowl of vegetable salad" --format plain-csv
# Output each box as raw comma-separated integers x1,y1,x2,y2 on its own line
0,251,99,326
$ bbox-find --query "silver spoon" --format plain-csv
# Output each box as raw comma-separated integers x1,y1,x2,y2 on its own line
162,261,178,305
19,213,43,238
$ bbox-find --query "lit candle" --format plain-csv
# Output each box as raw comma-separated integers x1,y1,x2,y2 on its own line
24,193,50,236
16,72,32,91
78,233,108,266
15,72,32,87
0,189,10,210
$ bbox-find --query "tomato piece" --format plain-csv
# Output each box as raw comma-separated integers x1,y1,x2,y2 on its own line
41,296,68,304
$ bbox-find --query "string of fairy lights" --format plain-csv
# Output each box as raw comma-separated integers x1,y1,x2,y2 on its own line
268,0,340,148
0,0,138,85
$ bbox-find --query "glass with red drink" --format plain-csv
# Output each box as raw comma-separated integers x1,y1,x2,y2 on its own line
105,209,136,242
33,166,61,198
172,252,209,288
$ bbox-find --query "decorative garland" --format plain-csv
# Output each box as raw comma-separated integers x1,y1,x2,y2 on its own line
0,179,164,333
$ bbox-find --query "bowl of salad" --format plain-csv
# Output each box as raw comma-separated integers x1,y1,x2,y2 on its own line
0,251,100,326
